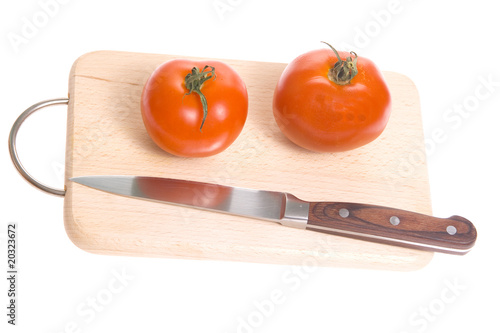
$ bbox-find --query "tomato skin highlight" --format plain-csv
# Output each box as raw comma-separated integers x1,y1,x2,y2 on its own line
141,59,248,157
273,48,391,152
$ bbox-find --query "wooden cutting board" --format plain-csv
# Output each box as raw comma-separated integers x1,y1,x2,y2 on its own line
63,50,433,270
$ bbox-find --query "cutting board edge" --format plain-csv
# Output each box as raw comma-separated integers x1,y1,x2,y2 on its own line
62,195,434,271
67,49,421,90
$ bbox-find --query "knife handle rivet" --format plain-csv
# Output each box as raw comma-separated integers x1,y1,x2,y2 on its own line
339,208,349,218
390,216,400,226
446,225,457,235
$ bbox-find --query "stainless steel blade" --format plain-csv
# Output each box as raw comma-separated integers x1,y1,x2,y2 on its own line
70,176,309,228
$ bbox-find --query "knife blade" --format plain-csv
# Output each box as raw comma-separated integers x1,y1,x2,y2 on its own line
70,175,476,255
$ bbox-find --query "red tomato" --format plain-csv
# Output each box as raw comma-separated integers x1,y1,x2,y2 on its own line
273,42,391,152
141,59,248,157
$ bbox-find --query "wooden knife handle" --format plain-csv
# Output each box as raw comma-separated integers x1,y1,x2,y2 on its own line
306,202,477,254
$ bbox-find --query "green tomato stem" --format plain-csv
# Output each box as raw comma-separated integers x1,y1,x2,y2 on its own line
321,41,358,85
184,65,216,131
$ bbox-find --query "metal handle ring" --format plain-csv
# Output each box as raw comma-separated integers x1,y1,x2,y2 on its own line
9,98,69,197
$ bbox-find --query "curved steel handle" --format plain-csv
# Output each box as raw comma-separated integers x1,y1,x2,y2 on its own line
9,98,69,196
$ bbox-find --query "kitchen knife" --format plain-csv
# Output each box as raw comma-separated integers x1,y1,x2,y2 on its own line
70,175,476,255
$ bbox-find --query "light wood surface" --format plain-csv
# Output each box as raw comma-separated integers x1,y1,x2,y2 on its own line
64,50,433,270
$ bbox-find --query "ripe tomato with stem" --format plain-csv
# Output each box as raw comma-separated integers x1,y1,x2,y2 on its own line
273,42,391,152
141,59,248,157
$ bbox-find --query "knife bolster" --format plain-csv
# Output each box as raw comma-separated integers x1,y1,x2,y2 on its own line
279,193,309,229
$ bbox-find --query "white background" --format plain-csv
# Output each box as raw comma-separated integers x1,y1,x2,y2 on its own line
1,0,499,332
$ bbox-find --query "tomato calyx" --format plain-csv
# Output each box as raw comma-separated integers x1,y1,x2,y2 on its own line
184,65,217,131
321,41,358,85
